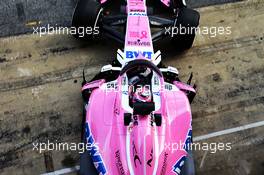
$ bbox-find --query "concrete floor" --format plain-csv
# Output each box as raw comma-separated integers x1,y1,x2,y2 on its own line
0,0,264,174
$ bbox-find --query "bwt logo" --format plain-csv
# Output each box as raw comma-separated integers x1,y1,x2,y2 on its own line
126,51,152,59
85,123,107,175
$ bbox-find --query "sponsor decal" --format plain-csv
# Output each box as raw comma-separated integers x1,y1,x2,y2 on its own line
172,156,186,175
130,9,145,13
129,31,148,39
114,107,120,115
107,82,117,90
126,51,153,59
127,41,151,47
161,152,169,175
184,129,192,151
147,149,153,167
132,141,142,168
154,76,159,85
133,115,139,126
85,123,107,174
165,84,173,91
115,150,125,175
129,12,147,16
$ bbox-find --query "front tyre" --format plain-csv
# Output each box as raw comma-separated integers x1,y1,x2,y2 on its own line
181,150,195,175
171,8,200,50
72,0,102,40
171,0,187,8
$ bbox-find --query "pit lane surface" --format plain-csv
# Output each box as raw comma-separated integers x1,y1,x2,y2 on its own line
0,0,242,37
0,0,264,174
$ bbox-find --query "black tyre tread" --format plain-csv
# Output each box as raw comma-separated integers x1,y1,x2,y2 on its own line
172,8,200,50
80,151,98,175
176,8,200,28
181,150,195,175
171,0,186,8
72,0,101,39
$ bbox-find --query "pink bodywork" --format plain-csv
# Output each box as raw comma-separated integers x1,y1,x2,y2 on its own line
82,0,194,174
83,73,193,174
124,0,154,60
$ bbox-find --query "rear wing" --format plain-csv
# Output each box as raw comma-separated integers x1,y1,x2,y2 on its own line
100,0,172,7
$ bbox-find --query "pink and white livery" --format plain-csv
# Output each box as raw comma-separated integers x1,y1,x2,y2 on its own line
72,0,200,175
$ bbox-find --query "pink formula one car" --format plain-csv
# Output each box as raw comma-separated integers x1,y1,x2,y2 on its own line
72,0,199,175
